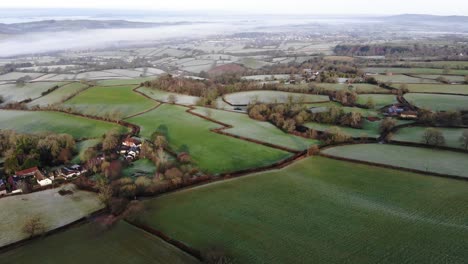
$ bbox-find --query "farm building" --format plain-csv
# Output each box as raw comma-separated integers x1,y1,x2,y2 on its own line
122,137,142,148
15,167,52,187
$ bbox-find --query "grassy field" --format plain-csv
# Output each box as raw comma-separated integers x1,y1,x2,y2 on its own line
127,104,291,174
0,221,199,264
138,156,468,263
319,83,389,93
137,87,200,105
356,94,397,108
96,77,155,86
122,159,157,178
404,84,468,95
322,144,468,177
28,82,89,107
392,126,467,149
305,120,382,138
0,82,67,103
72,139,102,163
404,93,468,111
0,184,103,247
224,91,329,105
373,74,439,84
365,67,468,75
191,107,319,151
63,85,158,118
0,110,127,138
415,75,466,83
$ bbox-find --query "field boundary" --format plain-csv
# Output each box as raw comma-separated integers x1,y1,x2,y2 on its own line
319,144,468,181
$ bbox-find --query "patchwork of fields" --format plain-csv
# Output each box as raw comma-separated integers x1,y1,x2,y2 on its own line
224,90,329,105
404,84,468,94
356,94,398,108
63,85,158,118
0,82,67,103
137,86,200,105
138,157,468,263
127,104,292,174
28,82,88,107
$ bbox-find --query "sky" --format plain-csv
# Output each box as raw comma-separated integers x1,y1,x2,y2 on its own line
0,0,467,16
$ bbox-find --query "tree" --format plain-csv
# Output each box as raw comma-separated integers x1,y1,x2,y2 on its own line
324,127,352,144
22,216,45,238
97,180,113,208
379,118,397,134
0,95,4,104
464,75,468,84
365,97,375,109
459,130,468,150
167,94,177,104
102,130,120,152
422,128,445,147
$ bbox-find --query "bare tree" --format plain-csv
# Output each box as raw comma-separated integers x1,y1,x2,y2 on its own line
22,216,46,238
460,130,468,150
422,128,445,147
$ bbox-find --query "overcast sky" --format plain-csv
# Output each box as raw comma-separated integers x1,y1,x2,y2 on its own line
1,0,467,16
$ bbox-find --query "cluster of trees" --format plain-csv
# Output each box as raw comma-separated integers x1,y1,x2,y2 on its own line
0,130,76,175
247,100,310,133
311,107,363,129
334,44,468,58
419,109,467,127
334,90,358,105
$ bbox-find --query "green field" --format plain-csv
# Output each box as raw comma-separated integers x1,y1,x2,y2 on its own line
392,126,468,149
95,77,155,86
415,75,466,83
127,104,291,174
63,85,158,118
138,156,468,263
322,144,468,177
373,74,439,84
0,82,67,103
356,94,397,108
224,90,329,105
137,86,200,105
404,93,468,111
72,139,102,163
0,184,103,247
315,83,390,93
0,221,199,264
0,110,128,139
365,67,468,75
305,120,382,138
405,84,468,95
28,82,89,107
191,107,319,151
122,159,157,178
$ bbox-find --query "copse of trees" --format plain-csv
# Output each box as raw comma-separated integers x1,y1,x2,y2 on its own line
459,130,468,150
310,106,363,129
422,128,446,147
0,130,76,175
419,109,464,126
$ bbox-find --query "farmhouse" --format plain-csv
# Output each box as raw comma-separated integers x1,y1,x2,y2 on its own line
15,167,52,187
122,137,142,148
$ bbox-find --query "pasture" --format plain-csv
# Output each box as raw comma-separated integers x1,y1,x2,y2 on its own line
0,82,67,103
28,82,89,107
392,126,468,149
96,77,155,86
63,85,158,119
0,221,199,264
404,93,468,111
364,67,468,75
372,74,439,84
127,104,291,174
0,110,128,139
416,75,466,83
137,87,200,105
122,159,157,178
356,94,397,108
305,120,381,138
0,72,44,81
322,144,468,177
224,90,329,105
139,156,468,263
191,107,319,151
404,84,468,95
315,83,389,93
0,184,103,247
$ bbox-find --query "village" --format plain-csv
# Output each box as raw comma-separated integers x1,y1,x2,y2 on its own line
0,136,142,197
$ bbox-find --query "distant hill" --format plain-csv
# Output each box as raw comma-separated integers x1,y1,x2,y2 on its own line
383,14,468,23
0,19,190,34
